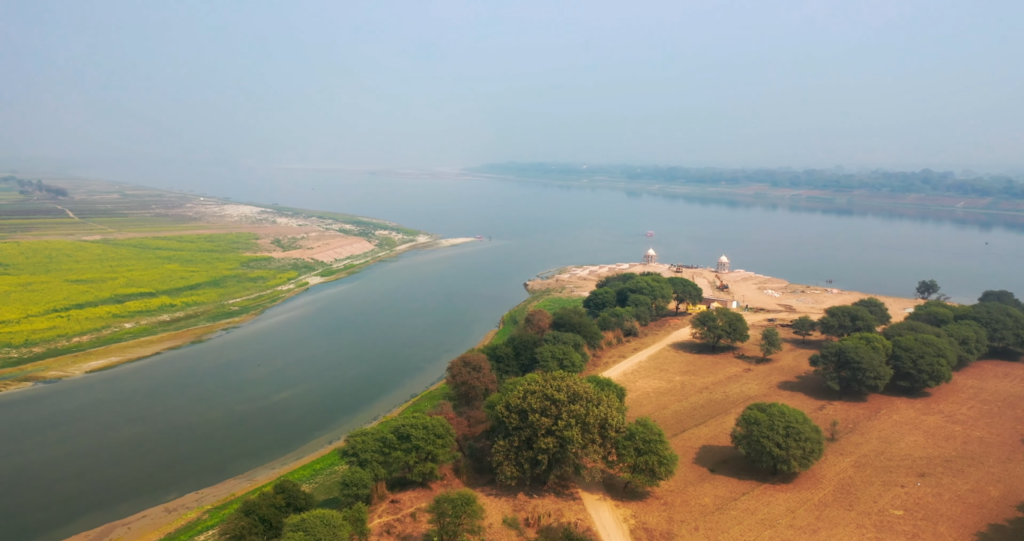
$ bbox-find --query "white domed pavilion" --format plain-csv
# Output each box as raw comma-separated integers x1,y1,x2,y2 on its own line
716,254,730,273
643,248,657,264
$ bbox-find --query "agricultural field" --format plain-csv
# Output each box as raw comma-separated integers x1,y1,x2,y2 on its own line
605,319,1024,541
0,234,316,364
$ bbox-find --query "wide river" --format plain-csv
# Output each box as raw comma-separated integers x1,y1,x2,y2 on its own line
2,172,1023,541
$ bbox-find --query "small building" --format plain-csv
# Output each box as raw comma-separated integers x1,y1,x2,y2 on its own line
643,247,657,265
686,296,739,312
716,254,730,273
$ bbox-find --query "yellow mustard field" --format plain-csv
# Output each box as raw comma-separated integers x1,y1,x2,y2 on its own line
0,234,308,349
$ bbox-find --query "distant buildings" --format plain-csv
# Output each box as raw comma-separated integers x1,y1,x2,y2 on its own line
644,248,658,264
717,254,730,273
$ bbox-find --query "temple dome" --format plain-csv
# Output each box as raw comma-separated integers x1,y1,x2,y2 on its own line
647,248,657,256
718,254,729,263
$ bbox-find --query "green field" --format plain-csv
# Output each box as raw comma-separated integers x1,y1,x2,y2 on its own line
0,234,316,357
491,291,584,344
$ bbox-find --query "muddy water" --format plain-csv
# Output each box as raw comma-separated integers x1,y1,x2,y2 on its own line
2,172,1022,541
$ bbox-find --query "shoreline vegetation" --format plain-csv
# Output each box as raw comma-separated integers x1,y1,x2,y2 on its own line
0,174,478,392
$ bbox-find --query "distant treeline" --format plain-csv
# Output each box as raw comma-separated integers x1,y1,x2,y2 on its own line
1,176,69,198
469,163,1024,199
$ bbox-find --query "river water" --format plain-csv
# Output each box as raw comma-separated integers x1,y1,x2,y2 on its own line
2,172,1022,541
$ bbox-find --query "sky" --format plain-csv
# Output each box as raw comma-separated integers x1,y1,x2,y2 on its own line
1,0,1022,178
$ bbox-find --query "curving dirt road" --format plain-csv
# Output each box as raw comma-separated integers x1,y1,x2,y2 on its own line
602,326,691,379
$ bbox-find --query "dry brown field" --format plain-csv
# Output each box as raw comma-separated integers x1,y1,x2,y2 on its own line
612,323,1024,541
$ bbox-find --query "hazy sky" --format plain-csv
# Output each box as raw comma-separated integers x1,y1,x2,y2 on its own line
1,1,1022,175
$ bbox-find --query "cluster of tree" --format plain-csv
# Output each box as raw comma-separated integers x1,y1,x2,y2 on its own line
583,272,701,331
731,402,825,474
470,163,1024,200
2,177,69,198
481,307,600,379
807,289,1024,394
222,480,369,541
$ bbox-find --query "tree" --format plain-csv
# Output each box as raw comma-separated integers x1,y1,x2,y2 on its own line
340,414,456,484
281,509,351,541
889,335,956,391
626,294,653,325
817,305,878,339
882,320,948,342
446,352,498,410
523,309,553,336
843,332,894,358
916,279,941,300
851,297,892,326
543,331,590,363
667,277,703,315
977,290,1024,311
943,320,989,366
337,466,374,509
480,342,517,380
222,480,316,541
619,274,674,314
596,307,637,335
425,489,485,541
907,302,955,327
730,402,825,475
791,315,817,343
613,417,678,490
963,301,1024,351
584,375,626,405
809,339,893,393
535,344,586,373
551,307,604,349
583,288,618,317
487,372,626,486
691,308,750,352
340,503,370,541
759,327,782,361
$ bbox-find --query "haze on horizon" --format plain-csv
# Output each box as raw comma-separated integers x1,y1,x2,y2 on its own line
1,1,1022,182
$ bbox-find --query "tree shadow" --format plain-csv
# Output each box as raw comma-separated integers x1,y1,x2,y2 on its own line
599,471,650,502
734,353,771,365
692,445,797,485
671,341,738,355
776,372,868,403
974,502,1024,541
782,337,824,351
880,386,933,400
982,349,1024,363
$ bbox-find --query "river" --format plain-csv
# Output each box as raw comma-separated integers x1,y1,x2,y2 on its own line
2,171,1022,541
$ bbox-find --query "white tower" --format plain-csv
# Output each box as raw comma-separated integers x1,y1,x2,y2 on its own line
644,248,657,265
717,254,730,273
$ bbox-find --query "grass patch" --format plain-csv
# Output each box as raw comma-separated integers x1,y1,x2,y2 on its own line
399,384,452,416
491,291,582,344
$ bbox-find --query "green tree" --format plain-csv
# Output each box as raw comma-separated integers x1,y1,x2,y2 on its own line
480,341,517,380
851,297,892,326
977,290,1024,311
817,305,878,339
446,352,498,410
340,414,456,484
281,509,351,541
730,402,825,475
667,276,703,315
595,307,636,334
543,331,590,363
882,320,949,341
889,335,956,391
613,417,678,490
425,489,485,541
584,375,627,404
619,274,674,314
809,338,893,393
943,320,989,366
759,327,782,361
626,294,653,326
551,306,604,349
907,302,955,327
340,503,370,541
963,301,1024,351
337,466,373,509
535,344,586,373
791,315,817,343
222,480,317,541
691,308,750,352
843,331,894,358
916,279,941,300
487,372,626,486
583,287,618,317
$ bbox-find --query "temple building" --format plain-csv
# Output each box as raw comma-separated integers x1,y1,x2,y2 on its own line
717,254,730,273
643,248,657,264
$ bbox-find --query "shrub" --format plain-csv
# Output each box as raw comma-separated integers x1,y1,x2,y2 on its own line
535,344,586,374
551,307,604,349
759,327,782,361
523,309,553,336
281,509,350,541
426,489,485,541
613,417,678,489
337,466,374,509
340,503,370,541
889,334,956,391
222,480,316,541
543,331,590,363
730,402,825,474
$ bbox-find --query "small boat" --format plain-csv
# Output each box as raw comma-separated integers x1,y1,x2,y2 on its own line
474,235,484,240
646,231,655,237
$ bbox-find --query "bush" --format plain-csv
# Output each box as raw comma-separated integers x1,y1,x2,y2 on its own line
809,338,893,393
691,308,750,351
730,402,825,474
446,352,498,410
523,309,553,336
426,489,485,541
851,297,892,326
487,372,626,486
889,335,956,391
551,307,604,349
613,417,678,489
535,344,586,373
337,466,373,509
281,509,350,541
222,480,316,541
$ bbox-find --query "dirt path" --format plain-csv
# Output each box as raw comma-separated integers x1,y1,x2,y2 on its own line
602,326,691,380
578,481,633,541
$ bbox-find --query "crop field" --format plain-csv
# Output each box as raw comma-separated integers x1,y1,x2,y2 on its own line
0,233,316,360
608,322,1024,541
